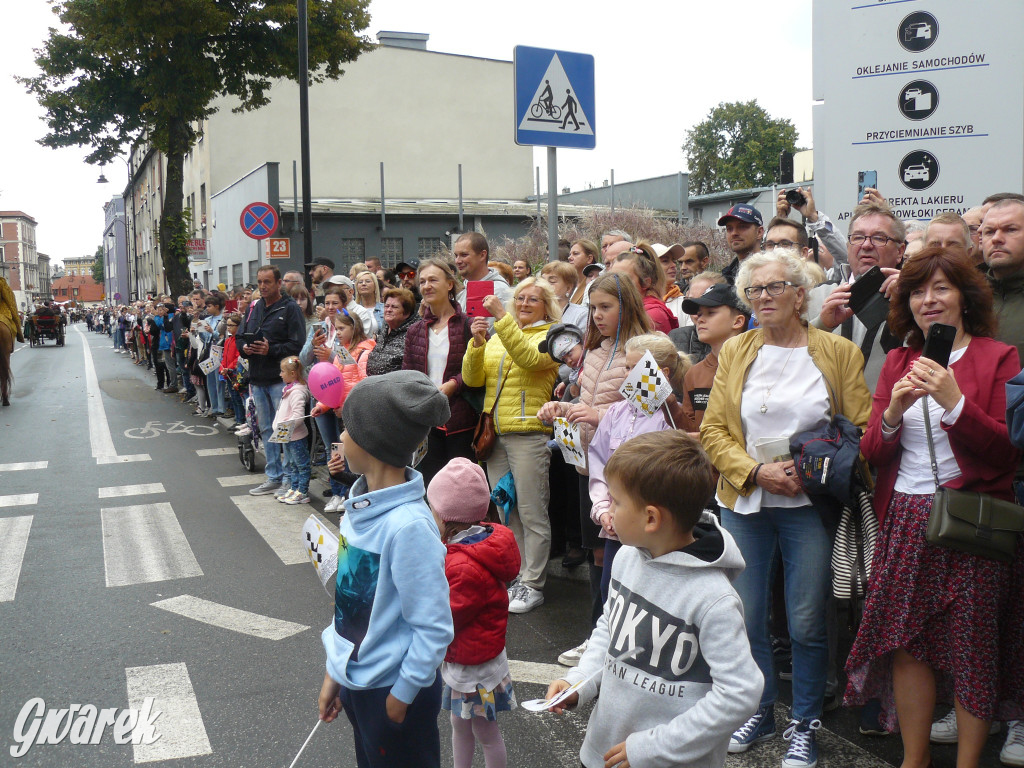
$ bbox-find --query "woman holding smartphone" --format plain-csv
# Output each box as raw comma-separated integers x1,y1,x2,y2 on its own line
846,246,1023,768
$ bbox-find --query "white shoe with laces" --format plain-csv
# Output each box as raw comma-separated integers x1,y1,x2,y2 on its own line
557,639,588,667
930,708,1000,744
507,584,544,614
1002,720,1024,767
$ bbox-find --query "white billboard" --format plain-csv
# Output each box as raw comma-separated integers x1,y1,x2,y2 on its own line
812,1,1024,227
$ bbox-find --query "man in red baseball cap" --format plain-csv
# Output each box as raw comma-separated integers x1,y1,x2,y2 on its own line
718,204,764,285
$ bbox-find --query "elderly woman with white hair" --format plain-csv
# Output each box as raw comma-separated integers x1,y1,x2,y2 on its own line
700,248,871,768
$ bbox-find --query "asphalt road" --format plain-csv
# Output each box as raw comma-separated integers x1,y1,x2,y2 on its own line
0,326,1007,767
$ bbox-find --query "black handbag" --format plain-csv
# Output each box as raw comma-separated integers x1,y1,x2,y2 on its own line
921,396,1024,562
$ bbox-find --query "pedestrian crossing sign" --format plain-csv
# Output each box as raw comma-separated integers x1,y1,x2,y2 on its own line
514,45,596,149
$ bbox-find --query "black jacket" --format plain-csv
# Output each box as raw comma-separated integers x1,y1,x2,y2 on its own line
238,294,306,386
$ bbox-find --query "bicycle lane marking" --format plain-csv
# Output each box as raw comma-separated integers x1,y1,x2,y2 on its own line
75,326,151,465
124,421,219,439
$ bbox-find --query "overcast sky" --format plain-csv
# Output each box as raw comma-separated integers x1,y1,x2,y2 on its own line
1,0,812,266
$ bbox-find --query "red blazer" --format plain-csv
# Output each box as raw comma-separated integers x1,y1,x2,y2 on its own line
861,336,1021,521
444,523,521,665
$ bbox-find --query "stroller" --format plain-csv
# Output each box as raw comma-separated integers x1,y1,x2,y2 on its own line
238,394,262,472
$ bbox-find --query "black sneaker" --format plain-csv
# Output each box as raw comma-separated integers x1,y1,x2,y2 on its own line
859,699,888,736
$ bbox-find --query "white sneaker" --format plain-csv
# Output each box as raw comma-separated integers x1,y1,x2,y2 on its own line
1002,720,1024,767
325,495,344,513
285,491,310,505
930,709,1000,744
508,584,544,614
275,486,292,500
558,640,588,667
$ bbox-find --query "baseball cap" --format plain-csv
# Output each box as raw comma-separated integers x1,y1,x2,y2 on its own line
324,275,354,289
395,259,420,274
717,204,763,227
682,283,747,315
304,257,336,270
652,243,686,261
582,263,604,277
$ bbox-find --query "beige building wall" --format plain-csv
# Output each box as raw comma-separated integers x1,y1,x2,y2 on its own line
204,45,533,200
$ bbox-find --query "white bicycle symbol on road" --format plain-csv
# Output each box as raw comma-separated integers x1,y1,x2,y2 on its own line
124,420,218,438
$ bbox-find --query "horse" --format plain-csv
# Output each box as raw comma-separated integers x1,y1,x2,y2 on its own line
0,276,20,406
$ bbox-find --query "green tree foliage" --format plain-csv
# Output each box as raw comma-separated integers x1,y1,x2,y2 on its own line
21,0,373,295
683,101,799,196
92,245,104,285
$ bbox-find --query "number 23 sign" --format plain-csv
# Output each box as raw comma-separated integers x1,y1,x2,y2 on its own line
266,238,290,259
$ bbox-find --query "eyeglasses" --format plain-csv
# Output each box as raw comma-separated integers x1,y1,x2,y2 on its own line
514,295,542,305
743,281,796,300
762,239,798,251
848,233,901,247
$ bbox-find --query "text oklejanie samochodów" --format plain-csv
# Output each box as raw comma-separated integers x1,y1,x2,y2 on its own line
9,697,161,758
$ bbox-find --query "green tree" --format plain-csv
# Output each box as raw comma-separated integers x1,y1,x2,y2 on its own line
91,245,104,285
21,0,373,295
683,101,799,196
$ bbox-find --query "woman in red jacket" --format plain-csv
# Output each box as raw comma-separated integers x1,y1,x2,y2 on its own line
402,257,477,488
845,247,1023,768
428,458,521,768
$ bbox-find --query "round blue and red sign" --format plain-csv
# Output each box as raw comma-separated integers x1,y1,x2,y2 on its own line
240,202,278,240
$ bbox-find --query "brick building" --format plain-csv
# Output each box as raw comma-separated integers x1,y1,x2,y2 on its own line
50,274,104,306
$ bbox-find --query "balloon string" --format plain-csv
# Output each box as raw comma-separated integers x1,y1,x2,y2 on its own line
287,719,322,768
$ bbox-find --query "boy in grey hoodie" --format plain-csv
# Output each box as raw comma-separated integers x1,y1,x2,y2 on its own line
546,431,762,768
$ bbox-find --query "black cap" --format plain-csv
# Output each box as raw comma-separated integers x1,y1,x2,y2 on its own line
682,283,747,315
304,257,335,270
395,259,420,273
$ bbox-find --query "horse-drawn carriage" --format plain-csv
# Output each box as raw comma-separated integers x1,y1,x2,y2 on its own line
28,314,65,347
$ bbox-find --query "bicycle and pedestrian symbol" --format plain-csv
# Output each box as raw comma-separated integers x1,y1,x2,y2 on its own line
125,420,218,439
515,46,595,149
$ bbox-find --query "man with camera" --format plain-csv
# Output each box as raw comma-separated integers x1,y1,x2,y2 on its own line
239,265,307,496
775,185,850,277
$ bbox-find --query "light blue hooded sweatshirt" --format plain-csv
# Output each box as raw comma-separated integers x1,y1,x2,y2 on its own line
321,469,454,704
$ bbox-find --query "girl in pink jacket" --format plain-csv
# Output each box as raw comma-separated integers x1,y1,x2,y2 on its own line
274,356,311,505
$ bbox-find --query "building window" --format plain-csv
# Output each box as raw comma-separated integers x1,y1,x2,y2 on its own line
693,207,703,223
418,237,443,259
248,260,259,285
380,238,403,267
218,266,228,286
231,263,243,287
338,238,365,264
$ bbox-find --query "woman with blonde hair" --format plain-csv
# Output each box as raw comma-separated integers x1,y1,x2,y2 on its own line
354,270,384,334
540,260,588,328
463,276,561,614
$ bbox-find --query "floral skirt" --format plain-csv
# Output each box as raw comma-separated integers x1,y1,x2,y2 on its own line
442,676,516,721
844,491,1024,731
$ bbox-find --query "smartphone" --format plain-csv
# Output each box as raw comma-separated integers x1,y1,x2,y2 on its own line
847,265,890,327
922,322,956,370
857,170,877,203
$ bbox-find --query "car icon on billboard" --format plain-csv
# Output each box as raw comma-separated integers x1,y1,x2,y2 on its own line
903,164,930,182
904,87,924,100
905,22,932,41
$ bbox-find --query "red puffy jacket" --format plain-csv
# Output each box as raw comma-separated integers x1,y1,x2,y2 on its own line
444,523,521,665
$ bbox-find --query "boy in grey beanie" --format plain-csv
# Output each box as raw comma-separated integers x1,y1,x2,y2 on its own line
319,370,454,767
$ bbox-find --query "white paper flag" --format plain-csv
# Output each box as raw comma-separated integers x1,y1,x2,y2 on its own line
619,350,672,417
302,515,338,594
333,342,357,366
411,436,429,468
553,417,587,469
269,418,301,443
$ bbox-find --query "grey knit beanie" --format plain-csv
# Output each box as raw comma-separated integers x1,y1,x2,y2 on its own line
341,370,451,468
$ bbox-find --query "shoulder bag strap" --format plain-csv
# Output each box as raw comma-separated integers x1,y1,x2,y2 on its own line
921,396,942,491
489,354,512,415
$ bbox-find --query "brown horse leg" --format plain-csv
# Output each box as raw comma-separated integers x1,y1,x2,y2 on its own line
0,323,12,406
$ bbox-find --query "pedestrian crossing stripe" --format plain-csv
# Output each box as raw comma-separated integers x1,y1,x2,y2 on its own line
517,53,594,137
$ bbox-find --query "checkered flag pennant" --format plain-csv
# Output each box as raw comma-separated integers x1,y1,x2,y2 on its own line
302,514,339,595
619,350,672,417
269,419,300,443
554,417,587,469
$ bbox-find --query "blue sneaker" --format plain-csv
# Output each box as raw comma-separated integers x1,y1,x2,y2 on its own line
728,706,776,753
782,718,821,768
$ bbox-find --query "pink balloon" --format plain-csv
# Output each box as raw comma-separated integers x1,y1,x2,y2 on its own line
308,362,346,408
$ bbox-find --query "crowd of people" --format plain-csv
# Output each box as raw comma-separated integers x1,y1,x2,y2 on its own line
15,187,1024,768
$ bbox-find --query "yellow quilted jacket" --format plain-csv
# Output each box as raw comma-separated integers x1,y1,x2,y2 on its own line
700,324,872,510
462,314,558,435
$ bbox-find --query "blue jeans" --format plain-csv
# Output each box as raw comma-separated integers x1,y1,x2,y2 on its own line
313,411,348,497
283,439,311,493
206,370,225,413
251,381,287,484
175,348,195,396
720,505,831,721
227,385,245,424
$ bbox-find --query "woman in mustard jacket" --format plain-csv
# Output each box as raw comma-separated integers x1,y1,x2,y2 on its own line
700,249,871,767
463,277,560,614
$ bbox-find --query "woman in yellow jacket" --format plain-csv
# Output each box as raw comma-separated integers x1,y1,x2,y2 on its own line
463,277,560,614
700,249,871,765
0,276,23,406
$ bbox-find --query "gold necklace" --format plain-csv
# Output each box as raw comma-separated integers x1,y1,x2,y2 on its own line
759,346,797,414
